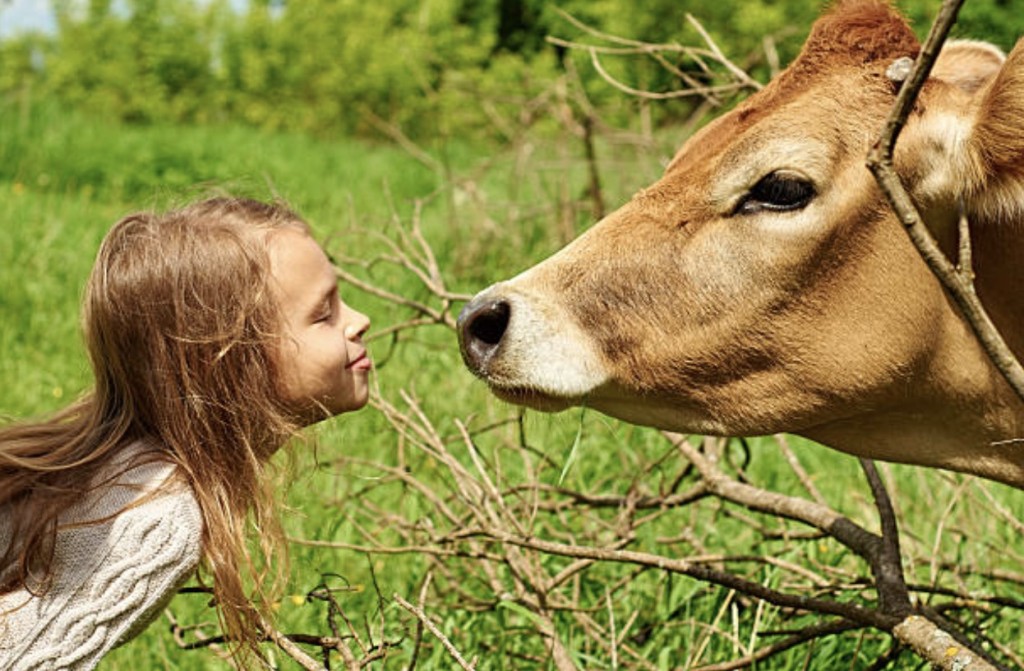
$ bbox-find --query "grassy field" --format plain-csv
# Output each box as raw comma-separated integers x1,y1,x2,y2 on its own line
2,99,1023,670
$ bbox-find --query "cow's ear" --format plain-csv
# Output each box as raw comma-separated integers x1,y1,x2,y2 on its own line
931,40,1005,94
904,38,1024,222
970,38,1024,208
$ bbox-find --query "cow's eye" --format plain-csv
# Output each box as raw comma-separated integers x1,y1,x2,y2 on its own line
735,173,815,215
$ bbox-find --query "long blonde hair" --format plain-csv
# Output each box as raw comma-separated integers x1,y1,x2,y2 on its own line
0,197,309,664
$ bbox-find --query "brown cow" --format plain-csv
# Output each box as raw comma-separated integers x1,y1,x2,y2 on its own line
457,0,1024,488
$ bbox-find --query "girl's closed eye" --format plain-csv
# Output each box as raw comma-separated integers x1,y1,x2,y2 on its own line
312,290,338,324
314,302,333,324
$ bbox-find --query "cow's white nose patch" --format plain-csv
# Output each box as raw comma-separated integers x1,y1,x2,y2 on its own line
470,282,609,398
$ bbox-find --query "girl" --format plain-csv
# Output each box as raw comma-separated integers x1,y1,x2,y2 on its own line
0,197,372,669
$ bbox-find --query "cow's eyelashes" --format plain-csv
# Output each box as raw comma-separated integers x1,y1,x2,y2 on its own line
735,173,815,215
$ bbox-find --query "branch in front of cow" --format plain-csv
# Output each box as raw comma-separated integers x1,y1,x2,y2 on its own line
872,0,965,164
676,433,1008,670
867,0,1024,405
858,459,911,617
957,202,975,280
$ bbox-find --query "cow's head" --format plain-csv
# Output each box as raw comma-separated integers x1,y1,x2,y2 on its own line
457,0,1024,485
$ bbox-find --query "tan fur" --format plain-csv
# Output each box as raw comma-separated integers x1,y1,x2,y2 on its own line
932,39,1005,93
459,1,1024,488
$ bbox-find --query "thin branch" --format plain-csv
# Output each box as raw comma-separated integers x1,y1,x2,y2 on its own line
865,0,1024,403
774,434,828,507
584,47,750,101
260,621,328,671
669,434,883,560
684,14,763,92
690,619,863,671
393,593,477,671
859,459,911,617
547,9,761,105
480,529,898,629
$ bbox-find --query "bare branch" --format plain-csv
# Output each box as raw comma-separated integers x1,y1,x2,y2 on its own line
893,615,1000,671
865,0,1024,403
479,529,897,629
690,619,863,671
394,593,477,671
684,14,763,92
859,459,911,617
547,9,761,106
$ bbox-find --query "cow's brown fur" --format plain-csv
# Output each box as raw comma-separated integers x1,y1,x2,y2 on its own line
458,0,1024,488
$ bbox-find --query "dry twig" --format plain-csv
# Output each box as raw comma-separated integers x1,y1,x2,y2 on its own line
865,0,1024,403
393,592,477,671
547,9,762,105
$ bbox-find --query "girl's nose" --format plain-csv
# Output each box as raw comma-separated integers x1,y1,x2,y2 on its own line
346,309,370,339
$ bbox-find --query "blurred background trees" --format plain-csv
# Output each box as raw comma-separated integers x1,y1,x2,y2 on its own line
1,0,1018,143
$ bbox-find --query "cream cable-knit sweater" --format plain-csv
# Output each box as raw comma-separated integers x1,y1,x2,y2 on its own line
0,442,203,670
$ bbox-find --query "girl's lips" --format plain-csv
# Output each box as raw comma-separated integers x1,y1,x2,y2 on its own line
347,350,372,371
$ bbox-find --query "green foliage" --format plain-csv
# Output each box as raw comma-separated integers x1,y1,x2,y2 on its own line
0,98,441,211
0,34,42,98
3,1,1019,141
43,0,216,123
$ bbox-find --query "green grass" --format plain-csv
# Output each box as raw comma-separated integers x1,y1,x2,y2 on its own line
2,99,1022,670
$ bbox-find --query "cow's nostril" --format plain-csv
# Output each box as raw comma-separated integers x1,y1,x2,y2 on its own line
458,299,511,371
467,300,510,346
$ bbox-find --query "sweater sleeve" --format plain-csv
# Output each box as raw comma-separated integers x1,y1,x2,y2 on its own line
0,457,203,671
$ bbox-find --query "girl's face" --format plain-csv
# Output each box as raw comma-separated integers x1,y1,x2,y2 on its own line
269,227,372,421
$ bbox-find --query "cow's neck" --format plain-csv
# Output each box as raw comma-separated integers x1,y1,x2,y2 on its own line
800,343,1024,489
973,217,1024,360
803,215,1024,489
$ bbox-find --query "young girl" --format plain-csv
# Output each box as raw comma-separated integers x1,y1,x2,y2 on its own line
0,197,372,669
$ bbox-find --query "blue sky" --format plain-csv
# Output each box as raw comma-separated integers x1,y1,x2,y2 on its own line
0,0,249,38
0,0,55,37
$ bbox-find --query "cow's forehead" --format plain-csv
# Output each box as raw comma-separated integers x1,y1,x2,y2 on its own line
664,0,919,178
668,64,893,178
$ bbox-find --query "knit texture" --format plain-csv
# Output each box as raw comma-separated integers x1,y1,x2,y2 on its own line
0,442,203,670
